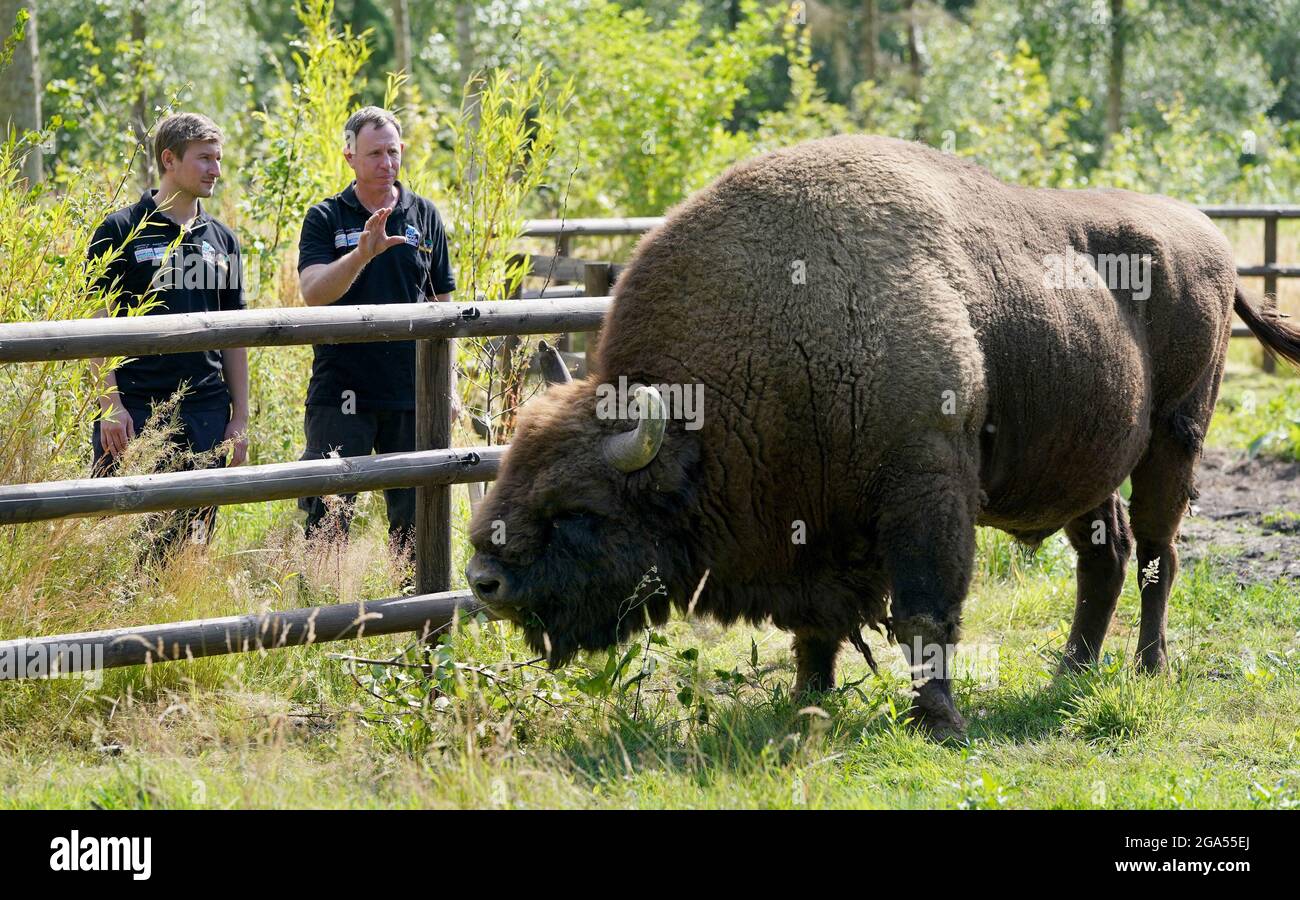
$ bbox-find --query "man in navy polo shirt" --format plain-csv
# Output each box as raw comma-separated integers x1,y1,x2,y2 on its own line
87,112,250,555
296,106,455,550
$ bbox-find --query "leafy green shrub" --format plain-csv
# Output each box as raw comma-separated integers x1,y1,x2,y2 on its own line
522,0,782,216
1212,381,1300,461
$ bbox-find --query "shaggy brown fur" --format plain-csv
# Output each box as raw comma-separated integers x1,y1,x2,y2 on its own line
467,135,1300,740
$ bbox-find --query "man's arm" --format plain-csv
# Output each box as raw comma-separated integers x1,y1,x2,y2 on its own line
216,234,250,465
87,218,135,458
300,206,405,307
89,307,136,458
222,346,250,466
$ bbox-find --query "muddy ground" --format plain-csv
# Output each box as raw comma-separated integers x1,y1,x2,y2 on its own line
1180,447,1300,586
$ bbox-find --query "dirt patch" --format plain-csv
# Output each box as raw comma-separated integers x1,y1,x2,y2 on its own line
1179,448,1300,585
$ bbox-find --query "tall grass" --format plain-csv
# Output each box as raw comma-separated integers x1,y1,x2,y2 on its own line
0,132,167,638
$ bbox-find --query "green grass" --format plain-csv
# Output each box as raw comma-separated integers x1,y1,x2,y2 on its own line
1209,348,1300,457
2,371,1299,810
2,518,1297,809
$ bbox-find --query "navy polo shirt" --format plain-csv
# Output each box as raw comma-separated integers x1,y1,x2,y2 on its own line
297,181,455,411
87,189,244,410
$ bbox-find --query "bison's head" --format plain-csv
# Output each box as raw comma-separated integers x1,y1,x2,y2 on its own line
466,379,699,666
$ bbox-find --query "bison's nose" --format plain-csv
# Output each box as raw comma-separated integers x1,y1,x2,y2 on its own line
466,554,513,608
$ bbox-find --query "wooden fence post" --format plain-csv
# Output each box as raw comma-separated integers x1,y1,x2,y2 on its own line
492,258,527,442
556,232,573,354
583,261,610,371
415,331,453,633
1263,215,1279,374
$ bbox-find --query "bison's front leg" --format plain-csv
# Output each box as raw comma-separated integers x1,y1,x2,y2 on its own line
792,632,841,697
877,443,980,742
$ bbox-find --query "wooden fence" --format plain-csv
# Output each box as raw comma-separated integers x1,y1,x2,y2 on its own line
1,208,1296,680
1200,205,1300,372
0,292,611,678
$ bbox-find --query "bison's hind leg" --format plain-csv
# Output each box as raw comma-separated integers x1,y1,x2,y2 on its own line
1127,433,1199,674
1059,493,1133,672
1127,348,1227,673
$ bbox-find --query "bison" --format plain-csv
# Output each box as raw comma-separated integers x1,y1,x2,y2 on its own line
466,135,1300,740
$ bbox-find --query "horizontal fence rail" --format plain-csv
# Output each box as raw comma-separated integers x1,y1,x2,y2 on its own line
0,590,486,677
520,210,1300,281
524,210,1298,346
0,447,505,525
1198,205,1300,218
0,298,610,363
525,205,1300,227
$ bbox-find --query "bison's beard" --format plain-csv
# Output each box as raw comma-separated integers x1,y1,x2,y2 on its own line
511,570,677,668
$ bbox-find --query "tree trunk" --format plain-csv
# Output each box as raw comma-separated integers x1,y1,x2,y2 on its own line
130,2,152,189
455,1,479,129
0,0,42,185
390,0,411,89
905,0,924,88
1104,0,1126,153
861,0,877,83
904,0,925,138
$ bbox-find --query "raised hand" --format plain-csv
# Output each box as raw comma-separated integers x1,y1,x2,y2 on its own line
355,207,407,264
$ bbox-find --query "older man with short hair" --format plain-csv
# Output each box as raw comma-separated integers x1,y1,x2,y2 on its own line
296,106,456,550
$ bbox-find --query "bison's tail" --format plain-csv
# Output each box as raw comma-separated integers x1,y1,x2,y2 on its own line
1234,284,1300,370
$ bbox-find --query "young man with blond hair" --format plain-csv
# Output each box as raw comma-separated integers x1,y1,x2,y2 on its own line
296,106,456,550
87,112,250,554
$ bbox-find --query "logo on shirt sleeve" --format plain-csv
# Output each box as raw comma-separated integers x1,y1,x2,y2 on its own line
333,229,363,249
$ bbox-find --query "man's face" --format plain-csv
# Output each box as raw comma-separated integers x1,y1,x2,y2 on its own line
346,122,403,191
164,140,222,199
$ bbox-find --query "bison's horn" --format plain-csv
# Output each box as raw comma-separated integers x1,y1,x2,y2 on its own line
603,385,666,473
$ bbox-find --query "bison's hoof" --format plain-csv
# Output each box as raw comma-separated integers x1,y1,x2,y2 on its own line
910,708,968,744
908,697,968,744
1057,649,1096,676
1136,649,1168,674
793,675,836,701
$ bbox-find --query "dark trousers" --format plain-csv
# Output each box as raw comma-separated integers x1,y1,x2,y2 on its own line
92,403,230,557
298,405,416,547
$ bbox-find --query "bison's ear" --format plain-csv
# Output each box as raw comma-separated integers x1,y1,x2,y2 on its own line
603,385,666,473
537,340,573,385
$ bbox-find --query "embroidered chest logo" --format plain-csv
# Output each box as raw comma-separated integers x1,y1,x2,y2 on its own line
200,239,227,271
404,224,421,247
